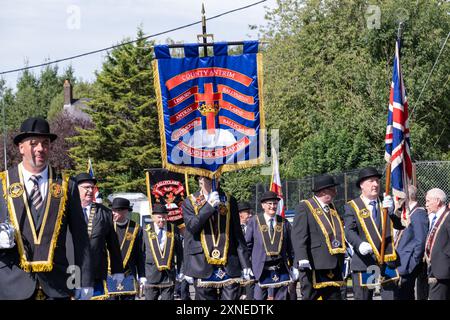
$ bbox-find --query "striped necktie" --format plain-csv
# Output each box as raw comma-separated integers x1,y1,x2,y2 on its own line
29,175,43,211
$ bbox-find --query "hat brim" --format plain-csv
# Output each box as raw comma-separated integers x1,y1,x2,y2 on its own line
14,132,58,145
260,196,280,203
238,206,252,212
312,182,339,193
112,206,132,211
356,174,382,188
77,177,97,185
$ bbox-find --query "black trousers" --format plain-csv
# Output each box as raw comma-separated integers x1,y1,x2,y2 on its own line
194,281,240,300
299,269,342,300
428,279,450,300
351,272,398,300
145,286,174,300
415,261,429,300
398,264,421,300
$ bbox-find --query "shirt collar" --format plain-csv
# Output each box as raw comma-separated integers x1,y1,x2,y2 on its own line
361,194,378,207
435,206,446,219
21,162,48,182
263,213,275,223
314,196,330,211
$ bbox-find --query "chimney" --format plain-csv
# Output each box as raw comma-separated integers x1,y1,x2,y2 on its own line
63,79,73,106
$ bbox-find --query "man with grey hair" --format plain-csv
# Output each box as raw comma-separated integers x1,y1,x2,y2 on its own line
424,188,450,300
395,185,428,299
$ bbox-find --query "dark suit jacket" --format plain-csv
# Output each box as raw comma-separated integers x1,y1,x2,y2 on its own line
396,206,428,276
143,223,183,284
0,166,93,299
88,203,123,281
182,190,251,279
245,214,294,280
428,209,450,280
292,201,344,270
344,197,404,272
115,221,145,279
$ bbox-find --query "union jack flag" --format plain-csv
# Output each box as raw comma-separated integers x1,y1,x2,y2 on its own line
384,38,413,224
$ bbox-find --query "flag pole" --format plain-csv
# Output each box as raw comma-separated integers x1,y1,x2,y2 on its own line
380,22,403,264
145,171,153,214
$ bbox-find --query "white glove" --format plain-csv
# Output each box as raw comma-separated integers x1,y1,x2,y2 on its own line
298,259,311,270
242,268,254,281
176,273,185,282
358,242,373,256
0,231,15,249
382,194,393,209
207,191,220,208
289,267,299,281
75,287,93,300
111,273,124,284
139,277,147,286
184,275,194,285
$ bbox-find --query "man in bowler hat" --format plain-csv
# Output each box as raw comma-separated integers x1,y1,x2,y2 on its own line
75,172,124,298
143,203,183,300
110,197,146,299
292,174,346,300
344,167,403,300
245,191,296,300
0,117,93,299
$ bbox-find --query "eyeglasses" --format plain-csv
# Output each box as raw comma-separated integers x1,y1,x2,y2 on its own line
263,202,279,206
79,185,95,191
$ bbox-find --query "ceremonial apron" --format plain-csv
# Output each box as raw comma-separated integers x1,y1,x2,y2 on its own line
1,164,68,272
349,197,399,287
189,193,238,288
256,214,291,289
145,222,176,288
106,220,140,296
303,198,346,289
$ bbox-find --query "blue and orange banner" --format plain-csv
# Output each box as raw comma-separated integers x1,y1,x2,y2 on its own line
152,41,266,178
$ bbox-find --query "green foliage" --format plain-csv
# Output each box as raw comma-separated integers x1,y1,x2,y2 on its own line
69,28,160,196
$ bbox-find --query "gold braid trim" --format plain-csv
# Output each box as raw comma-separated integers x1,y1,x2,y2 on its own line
90,280,109,300
122,221,139,268
196,278,240,288
2,170,68,272
349,200,397,264
312,271,345,289
258,280,292,289
189,194,230,265
153,53,267,179
256,214,283,256
303,200,346,255
145,223,175,271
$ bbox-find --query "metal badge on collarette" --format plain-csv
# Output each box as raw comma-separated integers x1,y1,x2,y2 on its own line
260,225,268,232
8,183,24,198
211,249,221,259
275,225,282,232
125,232,133,241
332,239,341,248
218,203,228,216
315,208,323,216
50,183,63,199
360,208,370,218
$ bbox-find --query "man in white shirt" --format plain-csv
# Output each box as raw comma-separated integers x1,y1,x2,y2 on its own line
424,188,450,300
142,203,183,300
0,117,92,300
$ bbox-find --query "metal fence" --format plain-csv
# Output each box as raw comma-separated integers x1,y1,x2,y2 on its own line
252,161,450,215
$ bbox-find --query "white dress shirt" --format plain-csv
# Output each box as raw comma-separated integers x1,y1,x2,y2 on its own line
263,213,276,237
21,163,48,199
429,206,445,231
153,223,167,251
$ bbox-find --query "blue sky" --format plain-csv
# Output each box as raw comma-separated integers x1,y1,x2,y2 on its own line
0,0,276,90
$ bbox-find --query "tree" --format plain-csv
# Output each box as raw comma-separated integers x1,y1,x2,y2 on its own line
69,28,160,196
222,0,450,197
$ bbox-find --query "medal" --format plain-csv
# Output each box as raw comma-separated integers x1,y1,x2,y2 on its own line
332,239,341,248
211,249,221,259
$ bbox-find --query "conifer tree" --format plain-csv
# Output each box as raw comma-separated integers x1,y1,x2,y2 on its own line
69,28,160,196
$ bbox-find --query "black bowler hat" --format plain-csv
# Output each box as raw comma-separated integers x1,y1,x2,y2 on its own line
75,172,97,185
260,191,280,203
14,117,58,145
238,201,252,212
152,203,168,215
112,197,132,211
356,167,382,188
312,174,339,193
